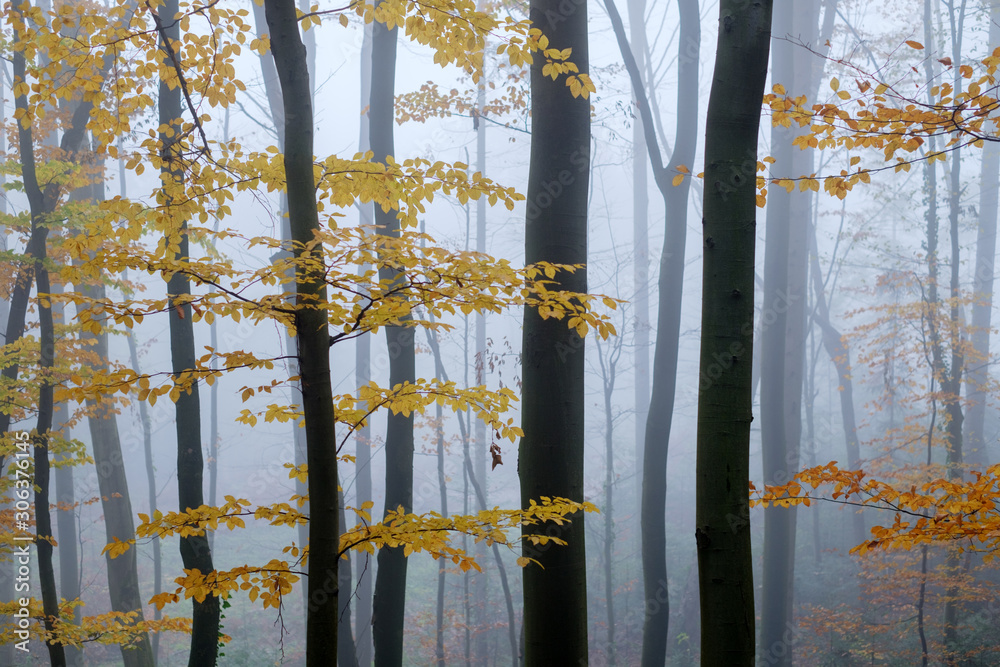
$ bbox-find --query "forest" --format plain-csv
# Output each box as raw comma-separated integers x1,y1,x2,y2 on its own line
1,0,1000,665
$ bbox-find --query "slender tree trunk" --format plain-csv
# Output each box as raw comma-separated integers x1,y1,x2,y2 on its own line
473,4,490,650
74,156,156,667
627,0,650,515
760,5,797,662
354,22,376,667
605,1,699,663
35,262,66,667
263,3,340,665
339,485,358,667
936,1,967,658
595,337,620,666
808,231,865,547
964,1,1000,469
519,0,590,661
11,39,97,666
424,324,518,667
50,280,82,667
367,8,416,666
125,296,162,664
121,147,161,664
250,2,312,624
157,2,220,663
696,1,772,664
0,25,101,473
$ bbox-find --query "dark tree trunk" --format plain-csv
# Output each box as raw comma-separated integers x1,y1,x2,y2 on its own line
368,9,416,666
519,0,590,661
695,1,772,664
158,2,219,664
263,2,340,666
34,263,66,667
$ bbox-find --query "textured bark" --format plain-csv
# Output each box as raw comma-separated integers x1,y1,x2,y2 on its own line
696,1,772,664
367,10,416,666
263,2,340,665
158,2,220,663
964,1,1000,469
605,0,699,663
519,0,590,661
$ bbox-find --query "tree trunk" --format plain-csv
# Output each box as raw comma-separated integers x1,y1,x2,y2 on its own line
627,0,650,516
51,278,82,667
808,231,865,547
250,1,312,625
367,8,415,666
339,486,358,667
125,296,162,664
696,1,772,665
760,5,797,662
263,3,340,666
158,2,220,663
519,0,590,662
964,0,1000,469
604,0,699,663
34,262,66,667
75,159,156,667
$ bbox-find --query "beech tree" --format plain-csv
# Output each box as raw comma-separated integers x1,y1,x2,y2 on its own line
696,1,773,665
518,0,591,663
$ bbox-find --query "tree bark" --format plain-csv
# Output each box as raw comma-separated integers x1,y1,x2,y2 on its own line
263,3,340,666
519,0,590,662
696,1,772,665
760,5,797,662
158,2,220,663
367,8,416,666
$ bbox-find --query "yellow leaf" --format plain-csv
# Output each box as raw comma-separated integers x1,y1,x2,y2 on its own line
671,173,684,187
905,40,924,50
